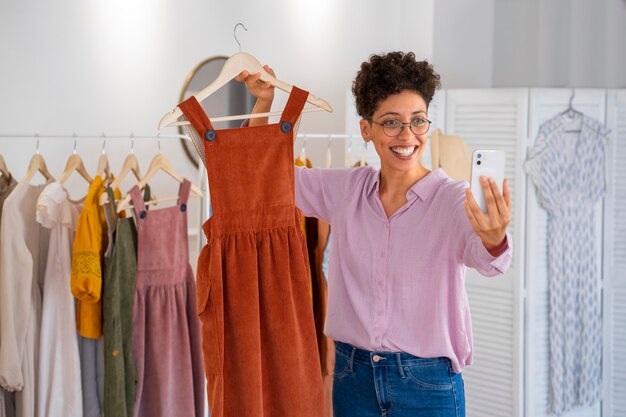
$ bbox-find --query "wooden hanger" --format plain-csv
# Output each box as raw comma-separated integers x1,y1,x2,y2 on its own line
59,153,93,184
116,152,202,213
23,152,53,182
58,140,93,185
0,154,9,178
98,153,143,205
96,139,111,179
158,52,333,130
99,138,144,205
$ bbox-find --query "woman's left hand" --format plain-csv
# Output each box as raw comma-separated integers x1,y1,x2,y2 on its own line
464,177,512,256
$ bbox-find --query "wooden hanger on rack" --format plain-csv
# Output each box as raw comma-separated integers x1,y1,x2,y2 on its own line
23,138,54,182
157,24,332,130
58,138,93,185
99,138,144,205
0,154,9,178
116,149,202,213
96,138,111,179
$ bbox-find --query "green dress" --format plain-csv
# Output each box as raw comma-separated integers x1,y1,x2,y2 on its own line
102,186,150,417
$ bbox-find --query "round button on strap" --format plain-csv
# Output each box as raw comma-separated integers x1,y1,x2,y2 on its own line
280,121,293,133
204,129,216,141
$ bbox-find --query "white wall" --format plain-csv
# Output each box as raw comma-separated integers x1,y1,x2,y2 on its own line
432,0,496,88
0,0,434,229
492,0,626,88
434,0,626,88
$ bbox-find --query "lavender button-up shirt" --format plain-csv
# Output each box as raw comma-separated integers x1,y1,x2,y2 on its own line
295,166,512,372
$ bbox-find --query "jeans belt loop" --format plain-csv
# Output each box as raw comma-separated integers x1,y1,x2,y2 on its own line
396,353,406,378
349,346,356,372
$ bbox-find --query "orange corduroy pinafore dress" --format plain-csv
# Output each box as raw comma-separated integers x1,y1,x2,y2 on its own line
179,87,324,417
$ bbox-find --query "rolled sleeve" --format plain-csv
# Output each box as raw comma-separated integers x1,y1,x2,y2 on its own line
464,232,513,276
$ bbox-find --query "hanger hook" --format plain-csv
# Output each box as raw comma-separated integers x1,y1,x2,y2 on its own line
35,132,40,154
129,132,135,154
300,135,308,152
157,132,161,153
73,132,78,155
101,132,106,155
234,23,247,52
568,88,575,109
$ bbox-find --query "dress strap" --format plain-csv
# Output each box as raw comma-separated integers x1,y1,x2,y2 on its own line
103,187,118,258
129,185,148,220
179,96,216,138
178,179,191,212
279,87,309,126
105,187,117,213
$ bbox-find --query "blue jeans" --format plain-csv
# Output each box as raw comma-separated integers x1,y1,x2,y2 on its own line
333,342,465,417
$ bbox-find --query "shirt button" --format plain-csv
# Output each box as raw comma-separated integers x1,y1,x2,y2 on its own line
111,350,120,357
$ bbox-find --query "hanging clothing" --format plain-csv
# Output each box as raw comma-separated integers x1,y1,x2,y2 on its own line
298,157,334,417
424,128,472,182
71,175,107,339
77,338,103,417
525,112,608,414
0,174,17,220
0,180,52,417
310,218,334,417
71,175,110,417
0,173,17,417
129,180,204,417
102,186,143,417
35,182,83,417
0,391,14,417
179,87,325,417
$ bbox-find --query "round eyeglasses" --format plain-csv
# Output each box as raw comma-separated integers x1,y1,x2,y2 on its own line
368,117,432,137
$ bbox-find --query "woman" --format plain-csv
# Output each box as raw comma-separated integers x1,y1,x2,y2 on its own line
237,51,512,417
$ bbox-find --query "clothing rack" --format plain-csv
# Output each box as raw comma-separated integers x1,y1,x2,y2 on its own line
0,133,363,140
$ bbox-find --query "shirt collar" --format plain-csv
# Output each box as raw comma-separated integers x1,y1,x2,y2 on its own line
367,167,449,201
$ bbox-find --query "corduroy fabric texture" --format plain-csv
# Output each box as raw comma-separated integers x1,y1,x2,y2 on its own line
179,87,324,417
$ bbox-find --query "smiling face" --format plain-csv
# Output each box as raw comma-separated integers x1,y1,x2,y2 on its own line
360,90,429,176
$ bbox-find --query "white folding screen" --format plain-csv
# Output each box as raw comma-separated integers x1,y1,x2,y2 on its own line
604,89,626,417
445,89,527,417
525,89,607,417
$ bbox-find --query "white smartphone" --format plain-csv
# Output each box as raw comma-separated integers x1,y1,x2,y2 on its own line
470,150,506,213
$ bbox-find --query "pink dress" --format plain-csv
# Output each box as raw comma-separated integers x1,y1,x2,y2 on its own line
129,180,204,417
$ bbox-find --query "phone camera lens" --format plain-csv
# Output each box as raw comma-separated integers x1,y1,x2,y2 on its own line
477,153,482,158
477,160,482,165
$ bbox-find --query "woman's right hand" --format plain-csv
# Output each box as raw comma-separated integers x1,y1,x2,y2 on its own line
235,65,276,126
235,65,276,103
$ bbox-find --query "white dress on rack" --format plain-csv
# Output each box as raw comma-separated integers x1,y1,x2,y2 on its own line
525,112,608,414
0,181,52,417
35,182,83,417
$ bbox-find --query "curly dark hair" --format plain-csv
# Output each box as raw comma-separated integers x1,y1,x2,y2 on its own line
352,51,441,119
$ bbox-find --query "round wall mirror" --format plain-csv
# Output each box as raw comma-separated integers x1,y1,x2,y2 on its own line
178,56,255,168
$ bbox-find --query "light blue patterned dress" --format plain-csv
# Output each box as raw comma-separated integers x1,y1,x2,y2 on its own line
525,112,608,414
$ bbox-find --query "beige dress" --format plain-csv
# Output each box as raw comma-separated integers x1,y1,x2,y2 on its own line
0,173,17,417
0,180,52,417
